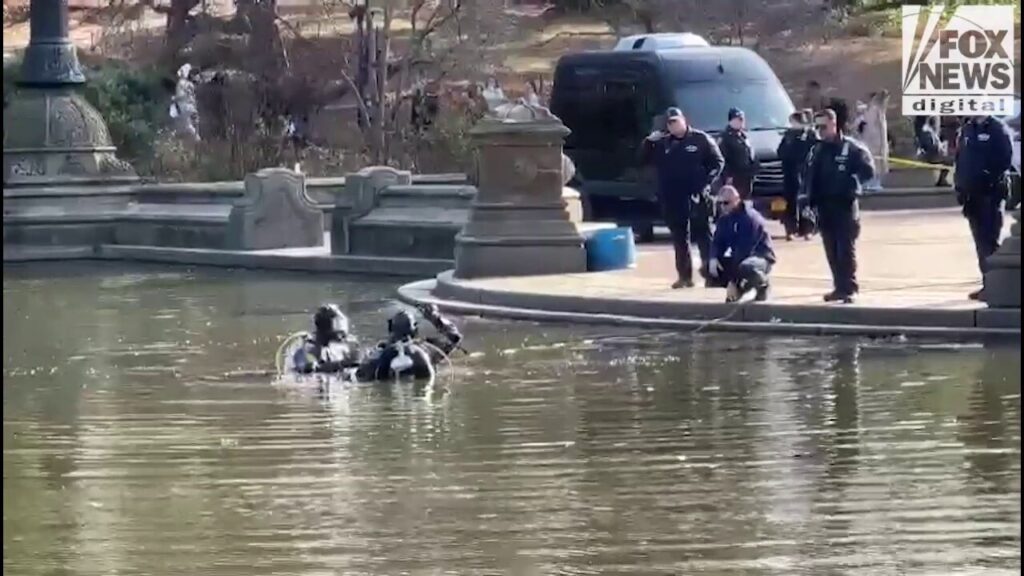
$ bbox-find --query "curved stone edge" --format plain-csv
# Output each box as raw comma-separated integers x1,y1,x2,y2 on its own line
397,274,1021,339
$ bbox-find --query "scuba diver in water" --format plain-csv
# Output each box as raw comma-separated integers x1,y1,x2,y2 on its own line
291,304,362,374
354,303,464,382
289,302,463,381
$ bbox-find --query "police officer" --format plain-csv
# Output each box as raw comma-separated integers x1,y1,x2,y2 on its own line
707,185,776,303
915,115,951,187
804,109,876,304
719,107,758,200
955,114,1014,300
777,110,818,240
641,107,725,288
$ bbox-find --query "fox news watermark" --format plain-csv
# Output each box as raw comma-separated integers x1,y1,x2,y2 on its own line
901,4,1016,116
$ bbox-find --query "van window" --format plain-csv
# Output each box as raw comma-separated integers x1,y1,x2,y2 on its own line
663,54,777,82
554,64,658,150
673,82,793,131
665,57,722,82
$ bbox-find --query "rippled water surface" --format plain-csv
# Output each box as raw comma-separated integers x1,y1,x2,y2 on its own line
3,264,1021,576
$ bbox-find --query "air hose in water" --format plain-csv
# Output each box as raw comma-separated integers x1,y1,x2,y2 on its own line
275,331,308,377
421,340,457,388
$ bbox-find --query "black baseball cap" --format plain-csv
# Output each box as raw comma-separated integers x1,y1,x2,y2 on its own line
666,107,684,120
728,107,745,120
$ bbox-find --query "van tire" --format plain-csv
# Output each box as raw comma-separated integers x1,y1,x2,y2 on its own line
628,222,655,244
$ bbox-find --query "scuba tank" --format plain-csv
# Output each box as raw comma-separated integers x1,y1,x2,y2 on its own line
390,338,415,376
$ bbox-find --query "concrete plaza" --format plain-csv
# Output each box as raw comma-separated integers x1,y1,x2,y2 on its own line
405,208,1021,336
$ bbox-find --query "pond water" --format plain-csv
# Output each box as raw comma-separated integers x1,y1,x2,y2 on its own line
3,264,1021,576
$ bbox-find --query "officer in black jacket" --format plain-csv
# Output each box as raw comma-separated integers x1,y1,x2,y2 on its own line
777,110,818,239
719,107,758,200
641,107,725,288
804,109,876,304
955,115,1014,300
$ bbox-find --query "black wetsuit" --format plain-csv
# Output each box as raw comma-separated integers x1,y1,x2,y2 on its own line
719,126,758,200
355,311,463,381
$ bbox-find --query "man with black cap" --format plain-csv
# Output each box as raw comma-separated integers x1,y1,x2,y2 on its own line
641,107,725,288
719,107,758,200
804,108,876,304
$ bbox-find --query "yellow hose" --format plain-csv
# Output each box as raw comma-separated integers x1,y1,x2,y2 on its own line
275,331,309,376
421,340,457,388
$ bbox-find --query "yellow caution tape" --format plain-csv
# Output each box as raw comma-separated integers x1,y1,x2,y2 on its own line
889,156,956,172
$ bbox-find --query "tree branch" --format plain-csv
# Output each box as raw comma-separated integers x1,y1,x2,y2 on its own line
337,67,372,131
275,13,316,45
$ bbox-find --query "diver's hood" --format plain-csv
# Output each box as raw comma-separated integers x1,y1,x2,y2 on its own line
388,310,418,340
314,304,349,337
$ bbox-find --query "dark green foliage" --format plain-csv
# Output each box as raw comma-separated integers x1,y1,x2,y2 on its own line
6,59,170,175
80,63,170,174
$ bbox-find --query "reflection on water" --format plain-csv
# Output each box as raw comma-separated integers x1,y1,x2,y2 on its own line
4,263,1021,575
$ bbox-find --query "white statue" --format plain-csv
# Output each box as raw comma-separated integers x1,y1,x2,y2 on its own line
860,90,890,190
524,82,542,107
170,63,200,142
482,77,507,112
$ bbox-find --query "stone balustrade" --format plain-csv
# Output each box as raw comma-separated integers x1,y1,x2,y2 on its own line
5,169,324,250
3,171,468,250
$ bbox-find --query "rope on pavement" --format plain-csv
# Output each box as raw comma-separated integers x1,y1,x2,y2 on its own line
689,299,752,335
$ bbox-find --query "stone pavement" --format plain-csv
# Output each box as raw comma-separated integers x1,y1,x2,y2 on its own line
405,208,1021,336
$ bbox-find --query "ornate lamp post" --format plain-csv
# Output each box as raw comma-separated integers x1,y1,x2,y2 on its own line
4,0,135,186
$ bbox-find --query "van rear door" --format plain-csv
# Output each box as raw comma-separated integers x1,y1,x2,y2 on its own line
551,57,663,185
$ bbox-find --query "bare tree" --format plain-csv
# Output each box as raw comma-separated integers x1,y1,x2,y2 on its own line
338,0,512,165
78,0,515,171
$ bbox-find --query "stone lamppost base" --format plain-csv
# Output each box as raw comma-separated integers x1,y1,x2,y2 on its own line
4,87,137,187
983,209,1021,309
455,208,588,278
453,102,586,280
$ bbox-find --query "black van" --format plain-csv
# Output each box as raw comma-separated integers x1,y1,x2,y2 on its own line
550,46,795,241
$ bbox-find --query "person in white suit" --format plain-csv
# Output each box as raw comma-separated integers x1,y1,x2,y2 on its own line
859,90,889,191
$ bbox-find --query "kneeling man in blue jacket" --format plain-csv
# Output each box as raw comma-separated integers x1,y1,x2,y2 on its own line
708,186,777,303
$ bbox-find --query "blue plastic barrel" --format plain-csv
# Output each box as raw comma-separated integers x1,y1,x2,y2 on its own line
585,227,637,272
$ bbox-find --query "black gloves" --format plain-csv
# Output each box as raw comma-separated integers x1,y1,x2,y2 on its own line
418,303,442,324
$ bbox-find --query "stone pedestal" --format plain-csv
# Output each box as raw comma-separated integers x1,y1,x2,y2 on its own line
3,0,136,188
4,89,137,186
453,103,586,279
984,209,1021,308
